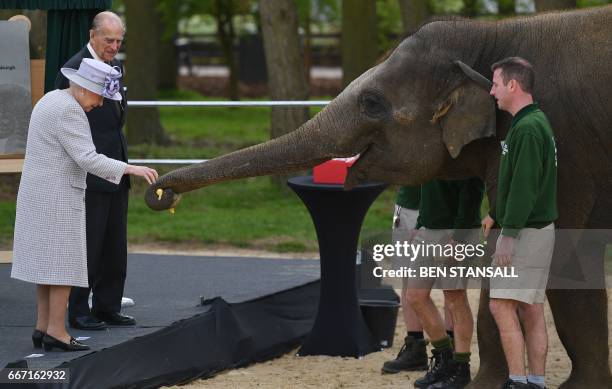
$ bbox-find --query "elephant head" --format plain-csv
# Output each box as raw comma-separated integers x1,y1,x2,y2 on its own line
146,23,498,211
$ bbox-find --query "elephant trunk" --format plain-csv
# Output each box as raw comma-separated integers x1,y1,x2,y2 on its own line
145,97,361,210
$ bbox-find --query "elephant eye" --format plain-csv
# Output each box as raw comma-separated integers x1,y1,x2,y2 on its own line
359,90,390,119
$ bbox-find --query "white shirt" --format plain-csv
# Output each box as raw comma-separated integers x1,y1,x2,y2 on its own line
86,43,103,62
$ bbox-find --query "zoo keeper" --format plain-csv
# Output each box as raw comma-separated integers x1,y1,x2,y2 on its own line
483,56,558,389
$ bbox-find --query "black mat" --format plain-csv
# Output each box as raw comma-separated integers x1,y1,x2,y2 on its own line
0,253,320,371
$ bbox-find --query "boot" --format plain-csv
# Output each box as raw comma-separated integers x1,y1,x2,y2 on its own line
414,347,453,388
501,379,531,389
527,384,547,389
427,359,471,389
382,335,428,374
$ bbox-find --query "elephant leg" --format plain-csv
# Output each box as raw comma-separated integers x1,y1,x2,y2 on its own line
467,288,508,389
548,289,611,389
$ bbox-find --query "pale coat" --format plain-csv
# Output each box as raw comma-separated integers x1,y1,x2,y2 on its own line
11,89,127,287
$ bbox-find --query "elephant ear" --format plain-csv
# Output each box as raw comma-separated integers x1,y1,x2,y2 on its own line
433,61,496,158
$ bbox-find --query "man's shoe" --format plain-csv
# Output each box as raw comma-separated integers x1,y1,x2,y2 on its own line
381,335,428,373
501,379,531,389
427,359,471,388
94,312,135,326
414,347,453,388
69,315,107,330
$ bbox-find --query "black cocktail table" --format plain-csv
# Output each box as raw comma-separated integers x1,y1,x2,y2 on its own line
287,175,387,357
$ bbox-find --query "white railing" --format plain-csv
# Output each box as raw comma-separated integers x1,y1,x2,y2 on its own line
128,100,330,107
128,100,331,165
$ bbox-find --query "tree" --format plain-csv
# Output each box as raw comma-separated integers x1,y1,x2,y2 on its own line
213,0,240,100
157,0,251,99
398,0,430,33
534,0,576,11
124,0,168,145
156,4,178,90
259,0,310,187
341,0,378,87
462,0,480,16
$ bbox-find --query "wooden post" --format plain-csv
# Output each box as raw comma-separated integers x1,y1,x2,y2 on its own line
0,158,24,173
0,251,12,264
30,59,45,106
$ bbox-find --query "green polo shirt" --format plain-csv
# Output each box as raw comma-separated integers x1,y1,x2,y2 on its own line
395,185,421,210
494,103,558,237
416,178,484,242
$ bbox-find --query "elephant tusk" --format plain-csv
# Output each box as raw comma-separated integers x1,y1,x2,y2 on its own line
156,189,163,201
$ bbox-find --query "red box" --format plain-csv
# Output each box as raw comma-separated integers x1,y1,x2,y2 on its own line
313,157,358,184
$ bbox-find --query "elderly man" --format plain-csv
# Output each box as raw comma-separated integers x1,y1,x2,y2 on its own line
483,57,558,389
55,11,134,330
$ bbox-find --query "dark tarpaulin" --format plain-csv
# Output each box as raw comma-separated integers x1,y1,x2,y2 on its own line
0,0,112,92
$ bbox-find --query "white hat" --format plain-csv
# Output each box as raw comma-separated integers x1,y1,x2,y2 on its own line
61,58,122,101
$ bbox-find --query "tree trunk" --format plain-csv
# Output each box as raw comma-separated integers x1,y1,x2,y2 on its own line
157,17,178,90
303,4,311,86
398,0,430,33
463,0,479,17
124,0,168,145
215,0,239,100
498,0,516,15
260,0,310,188
341,0,378,88
534,0,576,11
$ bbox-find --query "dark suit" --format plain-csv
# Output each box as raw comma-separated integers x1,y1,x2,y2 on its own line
55,46,131,319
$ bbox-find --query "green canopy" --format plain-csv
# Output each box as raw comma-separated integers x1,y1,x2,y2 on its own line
0,0,112,92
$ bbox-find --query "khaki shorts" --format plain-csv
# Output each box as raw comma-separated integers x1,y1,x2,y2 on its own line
490,223,555,304
403,228,476,290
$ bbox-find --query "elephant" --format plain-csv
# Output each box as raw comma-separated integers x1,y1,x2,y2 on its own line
146,6,612,388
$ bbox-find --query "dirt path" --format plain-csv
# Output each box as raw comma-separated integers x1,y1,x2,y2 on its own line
129,242,319,260
129,246,610,389
167,287,611,389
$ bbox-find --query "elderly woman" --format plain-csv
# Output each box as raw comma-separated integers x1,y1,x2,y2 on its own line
11,58,158,352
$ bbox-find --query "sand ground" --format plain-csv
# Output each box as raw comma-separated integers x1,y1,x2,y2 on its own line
131,247,611,389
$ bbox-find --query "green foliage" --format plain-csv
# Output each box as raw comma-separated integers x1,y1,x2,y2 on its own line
430,0,465,14
577,0,612,7
376,0,404,51
297,0,341,33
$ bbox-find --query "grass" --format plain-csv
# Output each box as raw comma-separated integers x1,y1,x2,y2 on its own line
126,176,396,252
129,90,326,160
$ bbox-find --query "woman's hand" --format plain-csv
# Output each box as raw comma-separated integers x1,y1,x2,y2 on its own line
125,164,158,184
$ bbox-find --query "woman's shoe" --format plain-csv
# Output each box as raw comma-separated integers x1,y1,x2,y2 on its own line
31,329,45,348
42,334,90,352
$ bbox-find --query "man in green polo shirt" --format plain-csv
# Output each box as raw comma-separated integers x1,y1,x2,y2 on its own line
383,185,454,375
482,57,558,389
405,178,484,388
